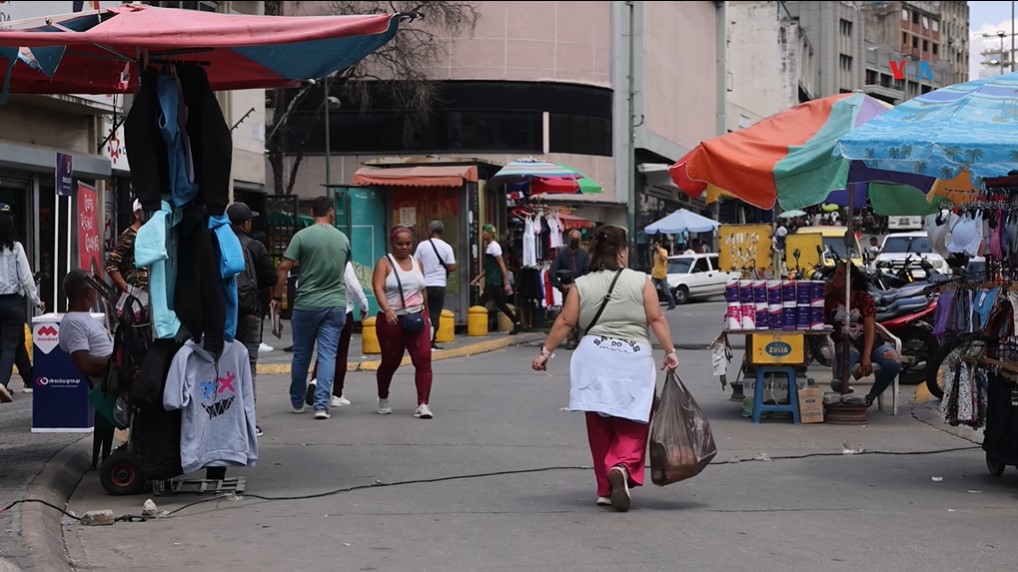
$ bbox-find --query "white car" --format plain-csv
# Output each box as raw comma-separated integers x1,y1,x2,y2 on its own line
871,232,947,277
663,254,742,304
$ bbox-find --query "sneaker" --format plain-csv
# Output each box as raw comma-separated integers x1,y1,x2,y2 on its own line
431,343,444,351
0,385,11,403
314,409,331,420
21,386,33,394
330,395,351,408
256,425,264,437
509,322,522,335
291,404,306,414
596,496,612,507
414,404,433,419
607,465,631,512
305,380,317,407
377,398,392,415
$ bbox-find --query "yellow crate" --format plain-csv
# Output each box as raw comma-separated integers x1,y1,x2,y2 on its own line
749,332,805,366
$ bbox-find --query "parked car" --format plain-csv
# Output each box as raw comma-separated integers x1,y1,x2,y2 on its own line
871,232,947,278
660,254,742,305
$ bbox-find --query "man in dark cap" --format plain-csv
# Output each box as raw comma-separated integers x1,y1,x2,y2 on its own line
228,202,277,436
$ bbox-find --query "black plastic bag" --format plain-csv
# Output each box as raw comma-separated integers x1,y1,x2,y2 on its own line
649,372,717,486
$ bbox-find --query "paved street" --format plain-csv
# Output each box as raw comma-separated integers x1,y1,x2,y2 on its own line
53,344,1014,572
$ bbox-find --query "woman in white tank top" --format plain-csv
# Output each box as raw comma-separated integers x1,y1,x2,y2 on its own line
372,226,433,420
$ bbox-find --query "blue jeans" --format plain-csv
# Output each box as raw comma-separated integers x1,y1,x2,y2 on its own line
834,341,901,400
290,307,346,411
652,277,675,307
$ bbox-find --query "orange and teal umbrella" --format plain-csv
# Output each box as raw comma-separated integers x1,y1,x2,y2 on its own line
669,92,932,211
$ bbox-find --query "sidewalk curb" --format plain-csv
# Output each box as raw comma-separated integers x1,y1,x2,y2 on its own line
256,333,544,376
19,437,90,572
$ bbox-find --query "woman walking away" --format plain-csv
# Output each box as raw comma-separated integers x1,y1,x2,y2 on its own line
0,213,44,403
532,225,678,512
824,261,901,408
372,227,434,419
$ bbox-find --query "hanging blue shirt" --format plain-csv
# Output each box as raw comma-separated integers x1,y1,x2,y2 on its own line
208,214,245,341
156,74,198,208
135,199,183,339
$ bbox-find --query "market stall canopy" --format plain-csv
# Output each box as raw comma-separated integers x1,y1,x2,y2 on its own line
777,209,807,219
644,209,720,235
352,165,478,188
557,212,594,229
490,158,603,195
0,3,405,96
836,71,1018,183
669,92,930,211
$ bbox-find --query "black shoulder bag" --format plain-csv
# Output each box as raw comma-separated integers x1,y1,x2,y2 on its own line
388,255,427,334
583,269,624,336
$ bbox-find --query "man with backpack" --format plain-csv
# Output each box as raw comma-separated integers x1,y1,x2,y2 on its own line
228,203,277,436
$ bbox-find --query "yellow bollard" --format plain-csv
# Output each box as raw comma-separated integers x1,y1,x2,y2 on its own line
435,309,455,343
497,304,516,332
361,316,381,354
467,306,489,337
24,323,32,363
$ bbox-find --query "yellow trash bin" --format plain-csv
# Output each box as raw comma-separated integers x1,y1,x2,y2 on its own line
467,306,488,337
497,304,516,332
361,316,381,354
435,309,455,344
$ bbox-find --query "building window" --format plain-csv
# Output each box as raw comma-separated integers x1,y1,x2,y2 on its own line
932,43,939,56
866,69,878,85
932,19,940,32
923,39,929,52
902,32,909,46
902,8,909,20
840,18,852,36
922,16,930,29
912,11,919,24
840,54,852,71
913,36,919,49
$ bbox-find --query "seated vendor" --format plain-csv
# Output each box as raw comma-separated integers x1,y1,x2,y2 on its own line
58,269,113,383
824,261,902,408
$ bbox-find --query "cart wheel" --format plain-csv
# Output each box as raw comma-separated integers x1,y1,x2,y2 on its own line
99,449,147,495
986,452,1006,476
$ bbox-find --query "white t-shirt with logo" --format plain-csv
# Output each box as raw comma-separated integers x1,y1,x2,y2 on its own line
415,238,456,288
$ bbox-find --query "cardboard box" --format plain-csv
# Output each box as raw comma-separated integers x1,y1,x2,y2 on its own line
798,386,825,424
748,332,805,366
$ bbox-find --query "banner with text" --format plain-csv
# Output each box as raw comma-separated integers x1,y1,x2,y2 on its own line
77,182,101,276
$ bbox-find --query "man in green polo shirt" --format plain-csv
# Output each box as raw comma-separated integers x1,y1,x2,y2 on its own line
272,196,350,419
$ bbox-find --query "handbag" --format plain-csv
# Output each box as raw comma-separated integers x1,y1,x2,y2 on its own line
389,254,426,334
583,269,623,336
649,372,717,486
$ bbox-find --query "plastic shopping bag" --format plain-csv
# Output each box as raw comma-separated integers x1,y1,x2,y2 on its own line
649,372,718,486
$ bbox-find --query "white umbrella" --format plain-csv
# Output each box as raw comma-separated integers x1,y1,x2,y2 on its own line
644,208,720,234
777,209,807,219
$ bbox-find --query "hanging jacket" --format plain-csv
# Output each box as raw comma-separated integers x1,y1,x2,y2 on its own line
175,203,226,356
155,73,199,209
178,64,231,216
163,339,257,474
135,199,183,340
124,68,171,212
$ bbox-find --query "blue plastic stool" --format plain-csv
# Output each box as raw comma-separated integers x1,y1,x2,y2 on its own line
751,365,800,424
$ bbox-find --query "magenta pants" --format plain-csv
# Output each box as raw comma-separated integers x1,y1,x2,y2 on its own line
585,412,650,497
375,312,433,405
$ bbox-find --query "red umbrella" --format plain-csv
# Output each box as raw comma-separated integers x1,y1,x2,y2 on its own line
0,4,404,95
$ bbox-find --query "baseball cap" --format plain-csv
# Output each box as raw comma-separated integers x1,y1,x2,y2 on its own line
132,199,142,213
482,224,496,234
227,202,260,225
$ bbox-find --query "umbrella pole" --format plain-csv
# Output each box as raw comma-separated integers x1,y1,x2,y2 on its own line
841,183,859,396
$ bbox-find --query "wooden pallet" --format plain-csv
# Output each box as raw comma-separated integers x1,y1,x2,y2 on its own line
152,477,247,496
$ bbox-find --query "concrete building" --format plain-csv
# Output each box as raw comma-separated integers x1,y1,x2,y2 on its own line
860,1,969,104
271,1,724,311
784,1,867,97
0,0,265,311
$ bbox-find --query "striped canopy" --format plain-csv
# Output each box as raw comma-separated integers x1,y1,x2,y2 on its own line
491,158,603,195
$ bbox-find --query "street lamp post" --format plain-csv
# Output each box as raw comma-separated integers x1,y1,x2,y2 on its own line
999,30,1007,75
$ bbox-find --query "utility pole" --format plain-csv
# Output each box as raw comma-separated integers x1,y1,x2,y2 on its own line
324,76,332,199
625,1,637,250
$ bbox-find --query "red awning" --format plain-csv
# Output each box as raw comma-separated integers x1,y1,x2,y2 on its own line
558,213,594,229
352,165,479,188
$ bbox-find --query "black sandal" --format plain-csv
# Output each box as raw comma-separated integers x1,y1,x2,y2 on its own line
864,395,875,408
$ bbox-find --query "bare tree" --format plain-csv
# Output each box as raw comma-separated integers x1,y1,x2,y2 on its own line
265,0,479,196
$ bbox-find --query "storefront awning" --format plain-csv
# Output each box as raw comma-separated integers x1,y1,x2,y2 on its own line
352,165,478,188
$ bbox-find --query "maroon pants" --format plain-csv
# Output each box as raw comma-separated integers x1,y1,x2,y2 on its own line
585,412,650,498
375,313,433,405
311,312,354,397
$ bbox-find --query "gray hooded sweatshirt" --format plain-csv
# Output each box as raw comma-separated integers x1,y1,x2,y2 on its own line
164,340,258,474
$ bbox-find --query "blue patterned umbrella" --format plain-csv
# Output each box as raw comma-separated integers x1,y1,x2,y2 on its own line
836,72,1018,183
